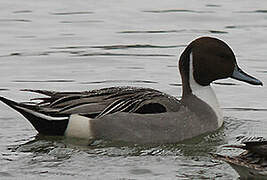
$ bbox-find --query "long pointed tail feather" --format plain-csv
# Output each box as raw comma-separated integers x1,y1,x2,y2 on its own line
20,89,56,97
0,96,69,135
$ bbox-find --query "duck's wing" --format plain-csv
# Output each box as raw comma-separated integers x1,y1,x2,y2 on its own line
8,87,181,118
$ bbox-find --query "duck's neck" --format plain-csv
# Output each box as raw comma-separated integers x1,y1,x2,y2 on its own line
188,52,223,127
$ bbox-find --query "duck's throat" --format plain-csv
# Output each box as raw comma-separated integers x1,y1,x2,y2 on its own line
189,52,223,127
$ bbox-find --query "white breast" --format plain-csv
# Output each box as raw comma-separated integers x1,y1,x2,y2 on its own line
189,52,223,127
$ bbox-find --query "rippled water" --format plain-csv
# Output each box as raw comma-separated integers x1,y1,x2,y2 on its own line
0,0,267,179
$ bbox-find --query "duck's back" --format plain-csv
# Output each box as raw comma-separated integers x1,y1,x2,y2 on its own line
28,86,181,118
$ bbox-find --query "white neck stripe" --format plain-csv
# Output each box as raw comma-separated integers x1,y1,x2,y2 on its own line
189,52,223,127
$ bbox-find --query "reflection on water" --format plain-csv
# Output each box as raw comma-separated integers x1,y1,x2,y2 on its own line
1,51,174,57
11,122,226,157
13,10,33,14
60,20,103,24
0,19,31,22
119,29,228,34
0,0,267,179
76,52,174,57
143,9,214,13
2,117,236,179
51,44,184,50
50,11,93,15
119,30,185,34
13,80,75,83
80,80,157,84
235,10,267,13
224,107,267,112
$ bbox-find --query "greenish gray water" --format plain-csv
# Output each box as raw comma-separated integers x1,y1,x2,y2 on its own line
0,0,267,179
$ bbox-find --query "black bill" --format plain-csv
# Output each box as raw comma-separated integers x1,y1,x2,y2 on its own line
231,65,263,86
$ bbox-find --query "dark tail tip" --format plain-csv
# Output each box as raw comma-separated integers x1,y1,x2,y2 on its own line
0,96,19,108
0,96,69,136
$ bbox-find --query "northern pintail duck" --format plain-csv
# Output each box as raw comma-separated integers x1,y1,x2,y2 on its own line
213,140,267,179
0,37,263,144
